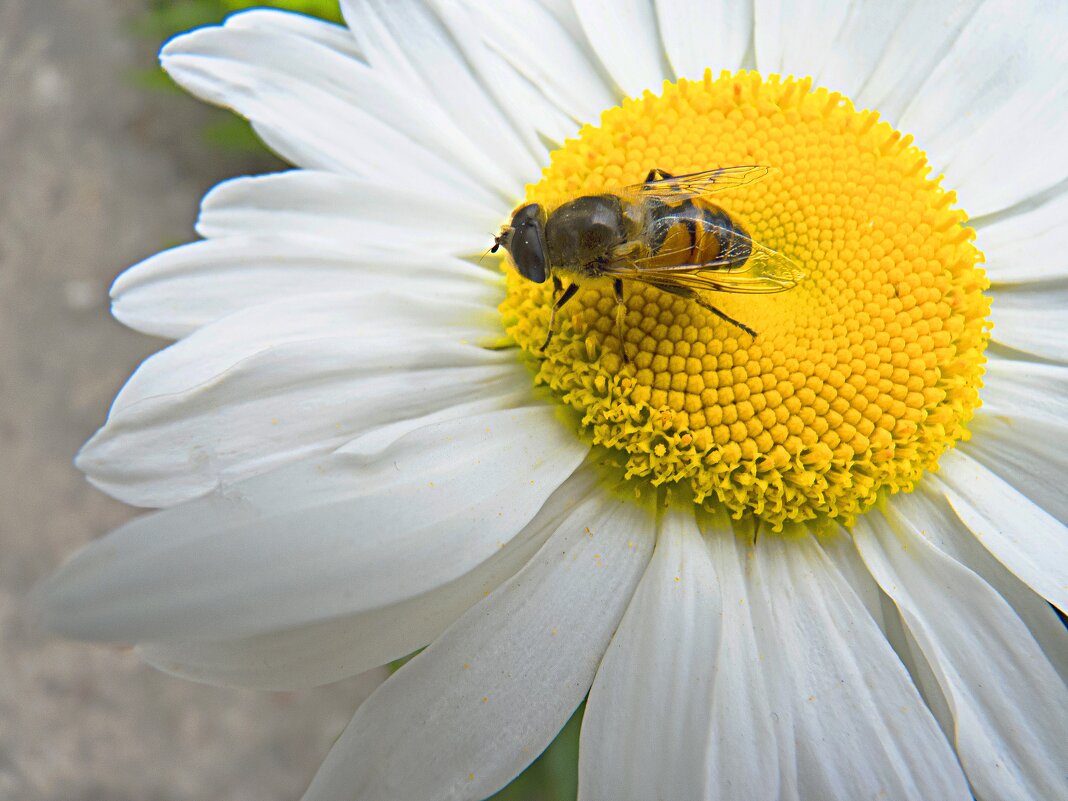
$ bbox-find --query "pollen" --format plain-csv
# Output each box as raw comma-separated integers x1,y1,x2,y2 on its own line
498,72,990,531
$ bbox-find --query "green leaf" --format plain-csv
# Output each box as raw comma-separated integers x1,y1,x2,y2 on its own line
137,0,343,38
128,67,183,93
134,1,226,38
199,115,264,152
222,0,344,22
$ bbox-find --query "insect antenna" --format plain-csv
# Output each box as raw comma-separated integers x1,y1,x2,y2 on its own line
478,236,501,265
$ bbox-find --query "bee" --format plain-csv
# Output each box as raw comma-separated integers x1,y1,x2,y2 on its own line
492,166,803,358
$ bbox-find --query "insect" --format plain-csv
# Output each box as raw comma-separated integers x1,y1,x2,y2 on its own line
492,166,803,358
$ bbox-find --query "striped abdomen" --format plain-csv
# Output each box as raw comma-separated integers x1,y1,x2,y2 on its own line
639,198,752,268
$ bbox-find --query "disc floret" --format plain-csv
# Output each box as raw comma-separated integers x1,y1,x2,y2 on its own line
500,71,991,531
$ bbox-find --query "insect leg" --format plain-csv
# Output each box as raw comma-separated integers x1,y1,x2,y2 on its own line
541,280,579,350
613,278,630,363
693,297,758,338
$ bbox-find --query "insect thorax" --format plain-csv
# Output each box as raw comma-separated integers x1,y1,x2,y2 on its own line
544,195,633,276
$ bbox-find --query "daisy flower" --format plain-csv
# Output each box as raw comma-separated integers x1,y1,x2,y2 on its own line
38,1,1068,799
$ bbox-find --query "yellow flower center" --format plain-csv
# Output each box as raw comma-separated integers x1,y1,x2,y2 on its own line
499,72,991,532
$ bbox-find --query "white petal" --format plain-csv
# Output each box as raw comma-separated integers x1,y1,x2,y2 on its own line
107,290,499,415
139,467,605,689
899,484,1068,688
539,0,588,44
936,448,1068,614
430,1,589,151
964,408,1068,523
79,315,526,508
571,0,668,98
111,238,500,340
579,510,779,801
84,363,521,509
817,529,888,630
39,406,589,643
847,0,979,124
974,188,1068,283
450,0,615,128
223,8,363,58
981,355,1068,431
301,486,656,801
759,0,985,121
856,506,1068,801
988,280,1068,362
196,170,502,256
654,0,752,80
161,19,504,205
753,0,852,78
897,1,1068,216
747,533,970,801
806,0,912,99
338,0,542,193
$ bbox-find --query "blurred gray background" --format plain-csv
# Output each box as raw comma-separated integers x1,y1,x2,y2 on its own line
0,2,384,799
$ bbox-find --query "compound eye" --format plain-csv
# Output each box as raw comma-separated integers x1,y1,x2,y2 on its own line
508,204,548,283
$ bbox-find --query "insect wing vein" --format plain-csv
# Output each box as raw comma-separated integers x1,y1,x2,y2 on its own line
626,165,771,201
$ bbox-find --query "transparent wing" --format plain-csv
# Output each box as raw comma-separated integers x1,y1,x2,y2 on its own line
604,237,804,295
622,165,771,202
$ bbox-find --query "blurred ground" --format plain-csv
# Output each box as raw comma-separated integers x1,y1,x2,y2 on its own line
0,2,385,799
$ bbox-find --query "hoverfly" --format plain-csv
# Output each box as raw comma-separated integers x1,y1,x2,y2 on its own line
492,166,803,358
